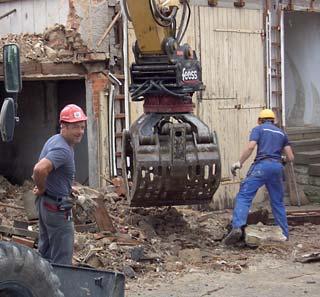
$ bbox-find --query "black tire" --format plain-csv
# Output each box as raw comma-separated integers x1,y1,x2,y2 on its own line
0,242,64,297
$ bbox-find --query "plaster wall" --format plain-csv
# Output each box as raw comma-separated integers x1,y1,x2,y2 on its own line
0,0,117,53
284,11,320,127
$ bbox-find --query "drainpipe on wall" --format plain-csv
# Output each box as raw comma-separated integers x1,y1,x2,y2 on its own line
120,0,130,131
108,73,122,177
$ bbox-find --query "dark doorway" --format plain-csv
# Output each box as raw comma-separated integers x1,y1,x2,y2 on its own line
0,79,88,185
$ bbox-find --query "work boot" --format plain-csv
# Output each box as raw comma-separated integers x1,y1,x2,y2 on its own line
223,228,243,246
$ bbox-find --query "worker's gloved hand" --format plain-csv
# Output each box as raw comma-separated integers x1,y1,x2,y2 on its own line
231,161,242,176
281,155,287,166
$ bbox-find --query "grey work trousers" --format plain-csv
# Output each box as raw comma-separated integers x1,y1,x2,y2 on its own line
36,195,74,265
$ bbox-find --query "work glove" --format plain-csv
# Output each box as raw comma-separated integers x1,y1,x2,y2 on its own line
281,155,287,166
231,161,242,176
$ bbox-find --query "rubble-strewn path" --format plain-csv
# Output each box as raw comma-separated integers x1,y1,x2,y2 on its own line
127,254,320,297
1,175,320,297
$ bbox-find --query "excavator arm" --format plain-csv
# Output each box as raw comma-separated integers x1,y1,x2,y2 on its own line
125,0,178,54
121,0,221,207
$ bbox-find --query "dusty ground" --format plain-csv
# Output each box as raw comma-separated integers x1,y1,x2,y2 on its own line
1,176,320,296
126,217,320,297
126,255,320,297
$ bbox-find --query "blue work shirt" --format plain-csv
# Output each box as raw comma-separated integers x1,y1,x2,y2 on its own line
39,134,75,197
249,121,289,161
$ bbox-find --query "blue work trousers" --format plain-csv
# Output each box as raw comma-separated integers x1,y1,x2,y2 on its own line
232,160,289,238
36,195,74,264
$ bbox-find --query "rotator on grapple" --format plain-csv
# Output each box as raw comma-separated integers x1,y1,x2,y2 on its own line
121,0,221,207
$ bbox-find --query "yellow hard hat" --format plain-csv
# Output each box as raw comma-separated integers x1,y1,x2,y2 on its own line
259,109,275,119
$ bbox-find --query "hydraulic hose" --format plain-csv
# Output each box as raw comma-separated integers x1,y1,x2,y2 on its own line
149,0,178,27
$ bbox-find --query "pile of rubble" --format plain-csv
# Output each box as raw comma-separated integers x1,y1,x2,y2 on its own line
1,175,320,282
0,24,106,63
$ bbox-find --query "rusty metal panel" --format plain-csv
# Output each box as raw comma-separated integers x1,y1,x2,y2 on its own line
197,6,266,209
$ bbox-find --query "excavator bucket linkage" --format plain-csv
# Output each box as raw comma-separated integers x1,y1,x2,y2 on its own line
122,113,221,207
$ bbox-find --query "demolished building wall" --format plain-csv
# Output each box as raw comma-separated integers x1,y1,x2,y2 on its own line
0,0,123,187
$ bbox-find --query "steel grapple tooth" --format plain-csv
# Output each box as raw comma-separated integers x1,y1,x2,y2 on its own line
122,113,221,207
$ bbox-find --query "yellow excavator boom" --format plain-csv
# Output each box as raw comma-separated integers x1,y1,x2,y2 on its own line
126,0,179,54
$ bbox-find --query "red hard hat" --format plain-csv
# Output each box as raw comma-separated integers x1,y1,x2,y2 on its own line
60,104,87,123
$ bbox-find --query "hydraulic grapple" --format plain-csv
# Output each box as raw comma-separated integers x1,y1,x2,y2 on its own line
121,0,221,207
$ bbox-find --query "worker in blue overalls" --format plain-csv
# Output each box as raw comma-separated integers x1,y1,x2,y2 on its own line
224,109,294,245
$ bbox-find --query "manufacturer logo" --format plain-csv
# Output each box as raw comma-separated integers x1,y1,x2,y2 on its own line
182,68,198,81
74,111,81,118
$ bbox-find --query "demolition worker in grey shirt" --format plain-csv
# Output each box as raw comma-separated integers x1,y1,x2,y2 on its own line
32,104,87,264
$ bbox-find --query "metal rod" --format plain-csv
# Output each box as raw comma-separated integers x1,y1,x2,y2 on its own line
0,9,16,20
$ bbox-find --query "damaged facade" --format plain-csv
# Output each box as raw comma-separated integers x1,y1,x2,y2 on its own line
0,0,320,207
0,0,124,187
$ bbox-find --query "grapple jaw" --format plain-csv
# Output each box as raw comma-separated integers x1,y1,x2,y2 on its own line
122,113,221,207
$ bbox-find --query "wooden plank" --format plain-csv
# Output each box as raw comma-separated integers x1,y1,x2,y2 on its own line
34,0,47,33
21,62,42,75
20,0,35,33
98,87,110,185
198,6,265,209
41,63,87,75
93,198,116,233
0,202,24,210
0,2,14,34
0,62,86,79
128,26,144,122
46,0,59,27
0,225,38,239
11,235,35,248
285,162,309,206
75,223,97,233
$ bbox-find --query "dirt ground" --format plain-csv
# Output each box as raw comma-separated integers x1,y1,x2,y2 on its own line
1,176,320,297
126,255,320,297
126,204,320,297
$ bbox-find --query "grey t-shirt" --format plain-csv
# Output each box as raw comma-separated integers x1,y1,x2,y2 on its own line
39,134,75,197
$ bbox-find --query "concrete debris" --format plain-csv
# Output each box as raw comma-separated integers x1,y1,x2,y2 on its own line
123,265,136,279
178,248,202,264
130,246,145,261
245,224,287,247
295,251,320,263
22,190,38,220
0,175,320,283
